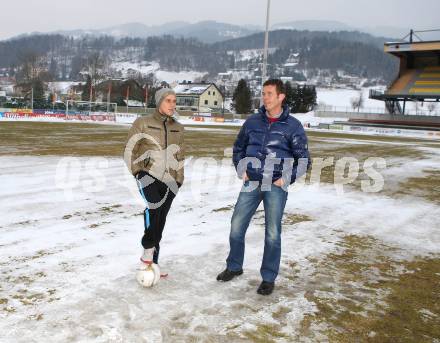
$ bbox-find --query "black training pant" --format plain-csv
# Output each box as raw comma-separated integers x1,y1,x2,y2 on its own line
136,171,176,264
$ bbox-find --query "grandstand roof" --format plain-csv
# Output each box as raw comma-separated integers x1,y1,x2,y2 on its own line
384,41,440,56
372,32,440,101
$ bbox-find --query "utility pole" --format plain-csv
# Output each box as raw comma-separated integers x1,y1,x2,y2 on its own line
107,82,111,114
260,0,271,106
89,67,93,113
31,86,34,111
89,85,93,112
126,85,130,114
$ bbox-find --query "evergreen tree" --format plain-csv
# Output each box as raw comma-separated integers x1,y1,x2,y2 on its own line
81,75,92,102
32,79,46,109
302,86,317,112
284,81,295,110
115,95,125,107
232,79,252,114
290,85,317,113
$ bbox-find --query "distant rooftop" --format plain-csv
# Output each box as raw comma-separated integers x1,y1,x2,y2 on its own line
174,82,213,95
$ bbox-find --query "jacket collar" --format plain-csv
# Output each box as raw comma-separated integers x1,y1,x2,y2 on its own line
153,109,174,123
258,104,290,123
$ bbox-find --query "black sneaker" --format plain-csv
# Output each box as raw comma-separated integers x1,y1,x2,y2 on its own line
216,268,243,282
257,281,275,295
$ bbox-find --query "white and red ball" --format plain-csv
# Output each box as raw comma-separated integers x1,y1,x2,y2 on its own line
136,263,161,287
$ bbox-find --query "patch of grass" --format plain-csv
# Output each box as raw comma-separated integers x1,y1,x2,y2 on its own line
307,143,428,195
14,220,32,226
12,291,46,306
283,213,313,226
272,306,291,321
0,250,55,267
36,271,46,278
395,169,440,204
212,205,233,212
61,205,124,221
28,313,43,321
2,306,16,313
0,121,128,156
231,303,259,314
294,234,440,342
99,204,122,212
225,323,241,331
0,121,239,158
2,287,59,313
284,261,301,282
243,324,288,342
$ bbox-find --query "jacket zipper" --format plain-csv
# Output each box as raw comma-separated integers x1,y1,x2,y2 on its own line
262,119,282,176
163,119,168,180
262,117,271,150
163,120,168,148
260,120,270,175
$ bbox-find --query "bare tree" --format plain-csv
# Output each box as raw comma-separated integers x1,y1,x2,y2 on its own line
17,51,40,83
350,91,364,112
414,101,419,115
86,52,105,101
427,102,437,115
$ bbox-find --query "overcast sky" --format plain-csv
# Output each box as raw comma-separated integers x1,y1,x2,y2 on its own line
1,0,439,40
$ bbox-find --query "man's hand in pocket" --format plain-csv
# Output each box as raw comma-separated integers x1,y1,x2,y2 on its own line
243,172,249,181
273,178,284,187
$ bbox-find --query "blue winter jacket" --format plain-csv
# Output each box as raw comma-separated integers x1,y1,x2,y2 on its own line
232,105,311,184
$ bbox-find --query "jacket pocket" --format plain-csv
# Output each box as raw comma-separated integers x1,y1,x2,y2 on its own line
147,125,161,130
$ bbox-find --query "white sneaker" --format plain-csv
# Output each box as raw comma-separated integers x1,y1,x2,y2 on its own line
140,248,168,278
140,248,155,265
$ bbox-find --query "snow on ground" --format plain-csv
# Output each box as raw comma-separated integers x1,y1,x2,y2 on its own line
292,112,348,126
317,87,440,116
1,138,439,341
317,87,386,111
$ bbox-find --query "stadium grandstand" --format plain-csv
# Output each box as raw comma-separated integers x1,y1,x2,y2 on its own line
370,29,440,117
315,29,440,131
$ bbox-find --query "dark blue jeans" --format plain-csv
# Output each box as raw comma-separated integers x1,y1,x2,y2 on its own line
226,181,288,282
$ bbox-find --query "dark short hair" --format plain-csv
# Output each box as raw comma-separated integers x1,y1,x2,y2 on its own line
263,79,286,95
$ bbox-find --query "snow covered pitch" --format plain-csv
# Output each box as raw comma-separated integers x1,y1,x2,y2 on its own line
1,122,439,342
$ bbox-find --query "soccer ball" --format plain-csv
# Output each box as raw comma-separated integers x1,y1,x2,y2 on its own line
136,263,161,288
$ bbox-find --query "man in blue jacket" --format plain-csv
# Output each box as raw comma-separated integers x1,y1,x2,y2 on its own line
217,79,311,295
